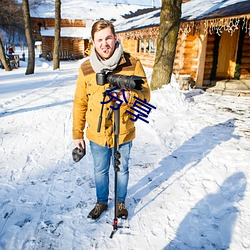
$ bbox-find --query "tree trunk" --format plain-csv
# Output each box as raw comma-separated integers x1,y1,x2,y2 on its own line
22,0,35,75
151,0,182,90
53,0,61,70
0,37,11,71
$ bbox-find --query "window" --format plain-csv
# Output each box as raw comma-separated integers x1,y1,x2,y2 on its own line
137,38,156,54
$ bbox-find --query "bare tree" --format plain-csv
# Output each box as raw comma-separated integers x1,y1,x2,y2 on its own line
0,0,23,71
53,0,61,70
29,0,47,8
0,37,11,71
22,0,35,75
0,0,24,38
151,0,182,90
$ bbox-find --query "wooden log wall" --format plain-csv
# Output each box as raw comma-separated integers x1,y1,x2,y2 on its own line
120,38,156,68
41,37,86,58
120,31,200,78
120,39,137,54
41,37,53,58
61,38,74,52
173,34,199,80
72,38,87,56
173,34,185,75
32,18,86,29
183,35,198,79
203,34,216,82
134,53,156,68
240,35,250,79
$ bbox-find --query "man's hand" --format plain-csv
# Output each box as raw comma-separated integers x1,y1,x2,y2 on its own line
74,139,85,149
117,89,130,104
72,139,86,162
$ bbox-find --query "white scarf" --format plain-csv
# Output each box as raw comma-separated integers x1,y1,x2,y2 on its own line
90,41,123,73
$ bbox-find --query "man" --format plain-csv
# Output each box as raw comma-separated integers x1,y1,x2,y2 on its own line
72,20,150,220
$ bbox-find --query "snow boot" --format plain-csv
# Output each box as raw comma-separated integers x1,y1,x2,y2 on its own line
87,202,108,220
117,202,128,219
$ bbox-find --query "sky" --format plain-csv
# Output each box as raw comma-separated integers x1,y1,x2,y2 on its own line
0,47,249,250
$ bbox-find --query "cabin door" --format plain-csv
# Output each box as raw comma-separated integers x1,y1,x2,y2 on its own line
216,30,239,79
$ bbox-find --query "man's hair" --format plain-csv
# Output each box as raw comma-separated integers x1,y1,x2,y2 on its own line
91,20,116,40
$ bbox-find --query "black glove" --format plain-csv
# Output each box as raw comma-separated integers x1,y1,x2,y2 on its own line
72,146,86,162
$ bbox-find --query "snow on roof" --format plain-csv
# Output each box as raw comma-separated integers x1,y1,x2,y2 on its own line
40,27,91,39
30,0,151,20
114,8,160,32
114,0,250,32
182,0,250,21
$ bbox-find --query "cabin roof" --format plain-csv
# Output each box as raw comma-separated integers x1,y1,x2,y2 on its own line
40,27,91,39
115,0,250,32
30,0,151,20
182,0,250,21
115,8,160,33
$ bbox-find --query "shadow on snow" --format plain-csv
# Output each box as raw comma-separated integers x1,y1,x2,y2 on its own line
128,118,243,248
164,172,247,249
0,100,73,117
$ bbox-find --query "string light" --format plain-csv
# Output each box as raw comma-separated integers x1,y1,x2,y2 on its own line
179,15,250,37
117,15,250,39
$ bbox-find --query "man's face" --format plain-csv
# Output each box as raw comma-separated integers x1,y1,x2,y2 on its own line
93,27,117,60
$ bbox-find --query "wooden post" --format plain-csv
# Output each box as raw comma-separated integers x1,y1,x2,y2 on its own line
195,32,207,88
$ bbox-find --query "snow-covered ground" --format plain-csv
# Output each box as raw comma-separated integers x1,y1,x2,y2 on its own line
0,50,249,250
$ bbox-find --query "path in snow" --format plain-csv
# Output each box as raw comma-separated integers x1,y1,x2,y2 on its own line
0,60,250,249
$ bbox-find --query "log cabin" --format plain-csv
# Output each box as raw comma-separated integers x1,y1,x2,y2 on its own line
30,1,152,61
31,18,92,60
115,0,250,93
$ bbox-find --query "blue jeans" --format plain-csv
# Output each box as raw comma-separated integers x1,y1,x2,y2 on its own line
90,140,132,205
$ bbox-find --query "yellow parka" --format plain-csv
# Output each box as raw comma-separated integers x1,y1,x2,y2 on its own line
72,52,150,148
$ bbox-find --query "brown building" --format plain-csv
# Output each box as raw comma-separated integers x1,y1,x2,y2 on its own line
115,0,250,92
31,18,92,60
30,1,153,61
